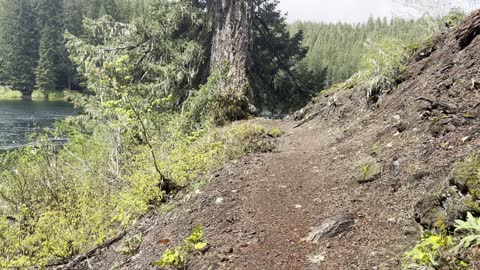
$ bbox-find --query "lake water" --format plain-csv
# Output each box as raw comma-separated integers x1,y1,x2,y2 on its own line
0,100,77,150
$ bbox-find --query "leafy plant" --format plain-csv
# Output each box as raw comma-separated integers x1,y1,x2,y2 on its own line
455,212,480,250
153,225,208,269
403,232,454,269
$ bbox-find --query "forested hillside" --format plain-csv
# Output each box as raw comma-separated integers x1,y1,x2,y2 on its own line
290,17,437,87
0,0,149,96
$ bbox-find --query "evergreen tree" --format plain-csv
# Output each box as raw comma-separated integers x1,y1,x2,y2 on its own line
1,0,38,92
0,0,7,83
35,0,65,91
63,0,85,35
252,0,325,113
84,0,102,19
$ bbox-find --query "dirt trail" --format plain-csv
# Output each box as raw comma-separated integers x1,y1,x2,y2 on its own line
72,114,430,270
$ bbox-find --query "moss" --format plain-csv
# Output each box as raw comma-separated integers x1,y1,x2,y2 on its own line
452,153,480,198
369,141,382,157
0,87,23,99
358,162,382,183
267,127,284,138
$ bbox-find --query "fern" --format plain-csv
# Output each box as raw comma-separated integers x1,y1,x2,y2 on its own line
454,212,480,250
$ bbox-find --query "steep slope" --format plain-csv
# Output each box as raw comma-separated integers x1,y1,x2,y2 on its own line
54,10,480,270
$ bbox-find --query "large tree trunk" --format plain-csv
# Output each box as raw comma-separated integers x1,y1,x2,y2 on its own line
210,0,256,121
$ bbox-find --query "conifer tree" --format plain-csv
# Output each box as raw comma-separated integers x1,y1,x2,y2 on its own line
35,0,65,91
1,0,38,92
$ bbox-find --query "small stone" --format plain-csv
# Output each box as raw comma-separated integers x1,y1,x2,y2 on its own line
231,190,238,194
386,142,394,148
302,214,355,244
221,246,234,254
308,254,326,264
218,254,229,262
215,197,224,204
295,204,303,209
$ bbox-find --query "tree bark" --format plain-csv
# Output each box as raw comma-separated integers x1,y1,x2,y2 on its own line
210,0,256,120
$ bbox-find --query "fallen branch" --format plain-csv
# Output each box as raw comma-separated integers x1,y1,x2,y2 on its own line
294,111,321,128
47,231,127,269
415,97,458,114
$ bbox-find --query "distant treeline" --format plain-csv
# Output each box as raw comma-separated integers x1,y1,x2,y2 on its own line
290,17,430,88
0,0,149,94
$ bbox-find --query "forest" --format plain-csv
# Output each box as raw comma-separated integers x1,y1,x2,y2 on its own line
0,0,150,99
0,0,475,268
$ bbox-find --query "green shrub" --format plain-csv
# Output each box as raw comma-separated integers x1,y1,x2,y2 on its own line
403,232,454,269
31,89,70,101
0,86,23,99
0,116,272,267
31,89,48,100
359,38,410,105
403,212,480,270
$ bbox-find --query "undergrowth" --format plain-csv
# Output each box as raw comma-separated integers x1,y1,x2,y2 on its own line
0,115,273,267
404,154,480,270
404,213,480,270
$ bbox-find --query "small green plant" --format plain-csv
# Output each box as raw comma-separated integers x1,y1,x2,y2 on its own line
403,212,480,269
155,248,185,269
153,225,208,269
403,232,454,269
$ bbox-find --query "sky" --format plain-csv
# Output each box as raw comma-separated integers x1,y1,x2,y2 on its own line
277,0,480,23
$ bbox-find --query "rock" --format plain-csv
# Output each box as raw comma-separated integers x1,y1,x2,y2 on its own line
308,254,326,264
215,197,224,204
395,122,408,133
302,214,355,244
220,246,233,254
357,162,382,183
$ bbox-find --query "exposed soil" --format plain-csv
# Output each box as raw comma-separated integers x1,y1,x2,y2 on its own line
58,10,480,270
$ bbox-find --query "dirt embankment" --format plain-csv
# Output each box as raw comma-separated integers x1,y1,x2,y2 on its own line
56,10,480,270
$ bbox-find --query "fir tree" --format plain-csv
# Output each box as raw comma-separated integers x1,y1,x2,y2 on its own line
1,0,38,92
35,0,65,91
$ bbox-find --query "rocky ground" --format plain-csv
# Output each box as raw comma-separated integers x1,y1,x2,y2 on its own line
56,10,480,270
